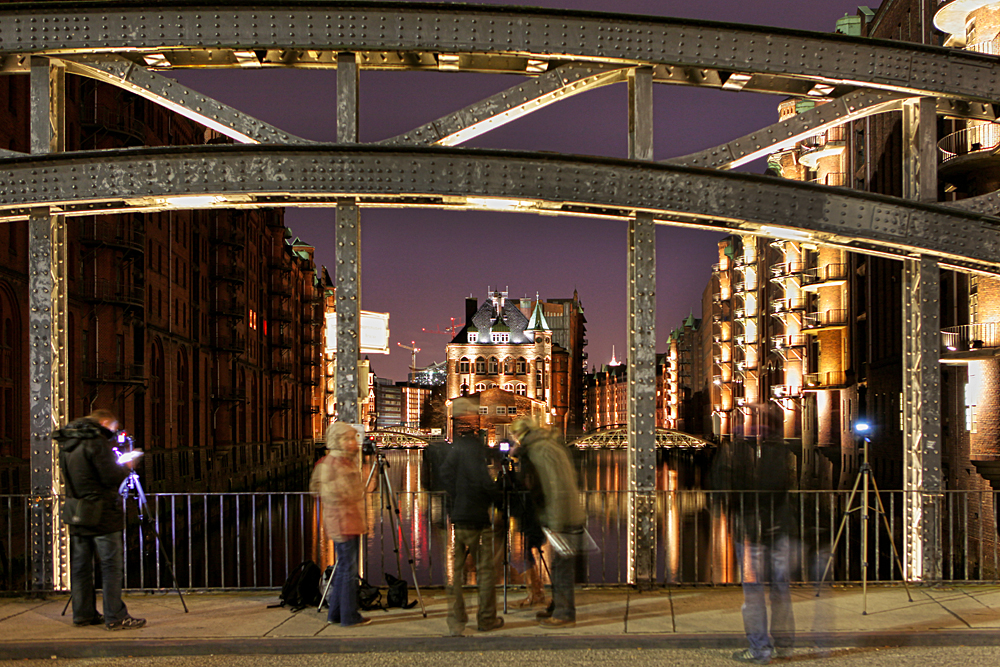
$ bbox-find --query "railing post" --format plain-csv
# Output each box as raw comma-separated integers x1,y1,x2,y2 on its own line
627,66,657,588
902,255,942,581
335,52,361,424
28,56,69,592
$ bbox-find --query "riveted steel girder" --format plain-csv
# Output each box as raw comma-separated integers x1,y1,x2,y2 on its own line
902,255,942,582
2,146,1000,273
60,55,310,144
670,90,912,170
335,198,361,424
1,4,1000,104
381,63,627,146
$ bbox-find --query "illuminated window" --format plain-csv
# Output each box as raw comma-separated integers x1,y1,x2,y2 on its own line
478,406,488,415
468,331,478,343
516,358,527,374
459,358,470,374
488,357,498,374
516,384,526,396
475,382,486,392
492,332,509,343
476,357,486,374
503,383,514,392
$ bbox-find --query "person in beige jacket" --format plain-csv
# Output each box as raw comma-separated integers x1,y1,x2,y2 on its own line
310,422,371,626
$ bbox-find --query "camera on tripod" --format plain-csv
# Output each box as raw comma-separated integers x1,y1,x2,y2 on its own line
362,435,377,457
113,430,143,466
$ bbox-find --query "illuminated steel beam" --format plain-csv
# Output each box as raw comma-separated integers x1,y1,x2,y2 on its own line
381,63,627,146
1,5,999,104
60,55,309,144
1,146,999,273
668,90,912,170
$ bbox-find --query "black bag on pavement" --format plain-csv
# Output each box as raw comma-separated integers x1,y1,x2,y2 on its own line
358,577,384,611
317,564,334,609
385,573,418,609
276,560,322,611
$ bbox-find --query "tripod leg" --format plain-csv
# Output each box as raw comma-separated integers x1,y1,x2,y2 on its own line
318,561,337,613
818,472,864,590
870,477,913,602
135,494,189,613
380,466,427,617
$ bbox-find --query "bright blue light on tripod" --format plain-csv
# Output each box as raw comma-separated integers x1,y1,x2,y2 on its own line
855,421,871,433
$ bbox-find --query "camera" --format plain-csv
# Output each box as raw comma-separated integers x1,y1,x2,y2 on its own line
362,436,377,456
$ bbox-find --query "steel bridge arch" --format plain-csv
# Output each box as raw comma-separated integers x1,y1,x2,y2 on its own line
570,426,713,450
368,427,432,449
3,1,981,589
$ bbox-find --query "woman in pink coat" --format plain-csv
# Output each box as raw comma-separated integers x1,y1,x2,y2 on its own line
310,422,370,626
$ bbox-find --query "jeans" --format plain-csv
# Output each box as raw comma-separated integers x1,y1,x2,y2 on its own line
736,534,795,658
70,532,128,625
328,536,362,625
448,525,497,635
549,534,577,622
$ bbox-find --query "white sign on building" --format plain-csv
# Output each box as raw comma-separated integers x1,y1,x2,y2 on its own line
326,311,391,355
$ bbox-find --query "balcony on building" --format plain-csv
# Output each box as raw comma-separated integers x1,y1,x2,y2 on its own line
802,309,849,331
78,220,145,253
271,302,293,322
270,274,293,297
211,330,246,353
808,172,847,187
771,384,804,399
802,263,848,290
939,123,1000,164
209,224,246,248
212,296,245,319
803,371,849,390
941,322,1000,362
770,261,806,280
735,252,757,268
271,359,293,375
269,398,293,411
211,386,246,402
771,334,808,351
271,330,293,349
772,297,808,314
211,264,245,284
79,279,144,309
798,125,846,170
81,103,147,145
82,361,145,384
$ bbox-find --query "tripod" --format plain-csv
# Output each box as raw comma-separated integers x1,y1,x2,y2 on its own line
365,449,427,617
62,467,188,617
818,434,911,614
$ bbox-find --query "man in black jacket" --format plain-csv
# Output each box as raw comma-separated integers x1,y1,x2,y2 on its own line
441,397,503,636
54,409,146,631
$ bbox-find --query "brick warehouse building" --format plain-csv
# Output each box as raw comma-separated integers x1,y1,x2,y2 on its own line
0,72,322,494
445,289,585,440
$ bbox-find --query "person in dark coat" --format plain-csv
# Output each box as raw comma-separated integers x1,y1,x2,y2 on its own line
441,397,504,636
712,440,796,664
54,409,146,630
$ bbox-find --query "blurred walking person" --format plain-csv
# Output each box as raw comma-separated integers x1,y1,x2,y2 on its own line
311,422,371,627
510,417,584,628
442,397,504,636
713,440,796,664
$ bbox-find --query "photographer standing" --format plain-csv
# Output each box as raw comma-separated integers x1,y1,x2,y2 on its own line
54,409,145,630
311,422,371,627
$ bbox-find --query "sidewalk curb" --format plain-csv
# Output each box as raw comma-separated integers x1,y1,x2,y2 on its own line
6,630,1000,660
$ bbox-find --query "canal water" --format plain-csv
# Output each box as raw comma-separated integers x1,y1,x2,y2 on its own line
120,446,732,591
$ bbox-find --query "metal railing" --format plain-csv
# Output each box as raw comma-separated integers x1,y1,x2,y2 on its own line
4,489,1000,592
942,322,1000,351
939,123,1000,162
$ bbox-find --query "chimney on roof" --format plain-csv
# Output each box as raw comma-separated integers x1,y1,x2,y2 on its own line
466,297,478,325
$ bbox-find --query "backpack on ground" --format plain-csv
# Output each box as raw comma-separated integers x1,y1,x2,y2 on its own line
357,577,384,611
274,560,322,612
385,572,418,609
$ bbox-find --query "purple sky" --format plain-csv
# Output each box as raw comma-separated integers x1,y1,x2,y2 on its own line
173,0,873,381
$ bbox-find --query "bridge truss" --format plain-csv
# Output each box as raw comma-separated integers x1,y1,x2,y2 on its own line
4,1,997,589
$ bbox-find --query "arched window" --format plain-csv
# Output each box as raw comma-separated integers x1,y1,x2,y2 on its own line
459,357,470,374
475,382,486,392
516,384,527,396
503,383,514,392
503,357,515,374
475,357,486,374
516,357,527,374
488,357,499,374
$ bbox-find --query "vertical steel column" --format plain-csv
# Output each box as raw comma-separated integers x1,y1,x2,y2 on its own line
627,67,656,588
902,256,942,581
902,98,938,203
335,52,361,424
29,56,68,592
901,96,941,581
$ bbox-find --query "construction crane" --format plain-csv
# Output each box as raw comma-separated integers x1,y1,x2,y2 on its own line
397,340,421,371
422,317,460,336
